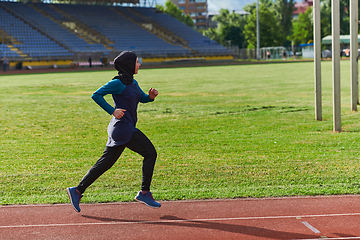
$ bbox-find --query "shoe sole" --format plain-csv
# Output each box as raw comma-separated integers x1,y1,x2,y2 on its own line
135,197,161,208
67,188,81,213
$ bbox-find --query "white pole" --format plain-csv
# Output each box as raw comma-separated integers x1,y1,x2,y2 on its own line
313,0,322,121
256,0,260,60
350,0,358,111
332,0,341,132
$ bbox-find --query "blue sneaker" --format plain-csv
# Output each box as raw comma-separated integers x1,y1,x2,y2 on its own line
135,191,161,208
66,187,83,212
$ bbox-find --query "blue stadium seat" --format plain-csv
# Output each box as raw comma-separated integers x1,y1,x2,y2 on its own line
0,5,72,58
55,4,190,55
0,2,230,59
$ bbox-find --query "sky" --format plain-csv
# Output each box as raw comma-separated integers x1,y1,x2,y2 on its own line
155,0,300,12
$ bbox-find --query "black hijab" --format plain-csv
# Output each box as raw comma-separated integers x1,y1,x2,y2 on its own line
113,51,137,85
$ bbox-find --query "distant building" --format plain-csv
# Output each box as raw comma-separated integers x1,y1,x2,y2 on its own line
207,11,249,29
171,0,208,30
293,0,313,18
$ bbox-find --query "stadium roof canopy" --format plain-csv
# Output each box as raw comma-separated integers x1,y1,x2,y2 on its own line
322,35,360,45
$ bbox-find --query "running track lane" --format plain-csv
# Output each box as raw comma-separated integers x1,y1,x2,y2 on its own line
1,195,360,240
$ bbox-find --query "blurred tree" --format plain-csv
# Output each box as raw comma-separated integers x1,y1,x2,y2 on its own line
203,9,247,48
157,0,354,50
202,28,222,44
274,0,295,47
289,7,313,46
156,0,194,27
339,0,350,35
244,0,282,48
319,0,349,36
320,0,331,38
289,0,351,47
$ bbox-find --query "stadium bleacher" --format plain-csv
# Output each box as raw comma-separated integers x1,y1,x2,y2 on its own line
54,4,191,56
0,2,108,55
134,8,231,55
0,1,233,65
0,44,19,58
0,3,72,58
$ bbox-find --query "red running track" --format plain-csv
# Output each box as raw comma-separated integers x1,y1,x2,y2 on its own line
1,195,360,240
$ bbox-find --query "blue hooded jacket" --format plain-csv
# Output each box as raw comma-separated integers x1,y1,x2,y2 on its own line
91,52,153,146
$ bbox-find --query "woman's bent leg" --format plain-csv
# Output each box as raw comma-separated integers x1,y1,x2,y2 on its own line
77,145,125,193
126,131,157,191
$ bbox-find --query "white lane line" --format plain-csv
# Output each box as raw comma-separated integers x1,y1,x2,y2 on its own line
293,237,360,240
1,212,360,229
301,221,321,233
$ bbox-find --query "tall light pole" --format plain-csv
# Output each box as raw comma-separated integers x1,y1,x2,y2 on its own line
256,0,260,60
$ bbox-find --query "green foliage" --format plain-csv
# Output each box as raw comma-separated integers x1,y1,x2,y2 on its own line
320,0,332,38
156,0,194,28
203,9,247,48
243,0,295,48
274,0,295,47
319,0,350,37
290,8,313,46
339,0,350,35
244,1,283,48
2,61,360,204
202,27,222,44
156,0,355,49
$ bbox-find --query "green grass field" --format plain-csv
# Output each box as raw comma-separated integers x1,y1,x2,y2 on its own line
1,60,360,205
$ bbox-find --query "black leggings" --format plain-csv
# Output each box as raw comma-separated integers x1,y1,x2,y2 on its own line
77,130,157,194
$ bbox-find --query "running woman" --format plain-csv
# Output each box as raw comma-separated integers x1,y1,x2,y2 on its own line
67,51,161,212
